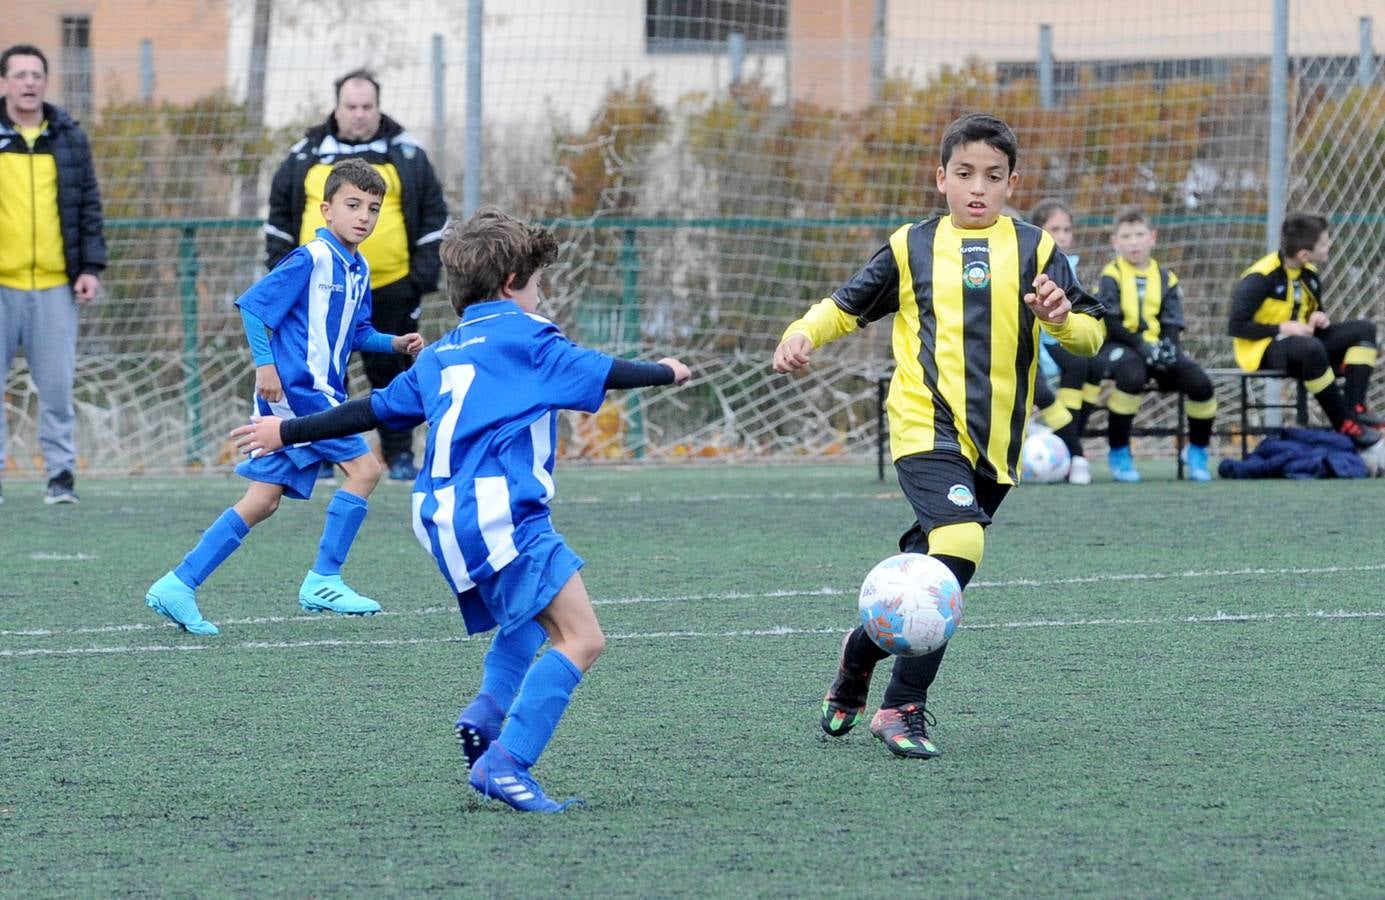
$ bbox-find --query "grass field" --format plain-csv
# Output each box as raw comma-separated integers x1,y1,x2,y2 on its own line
2,463,1383,898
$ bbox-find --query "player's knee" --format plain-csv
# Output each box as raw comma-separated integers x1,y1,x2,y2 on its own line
566,627,606,671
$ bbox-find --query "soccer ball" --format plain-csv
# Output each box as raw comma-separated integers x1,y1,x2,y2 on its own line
1021,431,1071,483
858,553,964,657
1360,439,1385,477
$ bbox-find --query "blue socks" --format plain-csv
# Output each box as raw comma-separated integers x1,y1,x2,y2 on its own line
174,508,250,588
480,620,549,710
313,489,368,576
498,649,583,768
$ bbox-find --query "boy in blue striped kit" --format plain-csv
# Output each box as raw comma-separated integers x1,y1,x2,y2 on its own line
232,206,691,812
144,159,423,635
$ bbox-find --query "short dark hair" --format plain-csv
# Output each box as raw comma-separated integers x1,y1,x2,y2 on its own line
939,113,1018,173
323,158,386,201
334,69,380,102
1029,198,1073,230
1112,206,1151,231
1,44,49,77
440,206,560,315
1280,211,1330,257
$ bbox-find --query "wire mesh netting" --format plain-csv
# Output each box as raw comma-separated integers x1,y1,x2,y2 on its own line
3,0,1383,476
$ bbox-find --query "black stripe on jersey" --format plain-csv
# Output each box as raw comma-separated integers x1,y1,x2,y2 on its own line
961,238,994,460
1006,223,1044,477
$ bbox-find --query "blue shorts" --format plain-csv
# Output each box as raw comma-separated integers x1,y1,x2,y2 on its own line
455,531,584,636
234,435,371,500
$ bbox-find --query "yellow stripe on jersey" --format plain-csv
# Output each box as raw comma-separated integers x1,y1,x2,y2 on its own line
887,223,936,459
983,220,1023,474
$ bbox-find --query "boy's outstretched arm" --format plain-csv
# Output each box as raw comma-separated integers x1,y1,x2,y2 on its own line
605,357,691,388
772,299,857,374
232,398,394,457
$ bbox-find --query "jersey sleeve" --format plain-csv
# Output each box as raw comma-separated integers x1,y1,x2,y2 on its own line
369,364,428,430
831,241,901,323
1159,274,1186,341
235,251,310,330
1228,272,1278,340
1034,246,1106,356
531,323,616,413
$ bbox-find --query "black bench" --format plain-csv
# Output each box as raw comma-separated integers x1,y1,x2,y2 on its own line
875,369,1310,481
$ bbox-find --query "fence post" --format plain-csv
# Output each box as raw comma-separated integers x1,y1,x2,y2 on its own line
1361,17,1375,87
178,227,204,466
139,39,154,102
870,0,887,102
1039,24,1055,109
620,227,644,459
1265,0,1290,427
432,34,446,178
464,0,483,218
728,31,745,86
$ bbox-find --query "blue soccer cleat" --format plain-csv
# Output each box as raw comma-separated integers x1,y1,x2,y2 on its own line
145,572,219,635
1107,446,1142,483
468,744,582,813
455,693,504,771
298,571,382,615
1182,445,1213,482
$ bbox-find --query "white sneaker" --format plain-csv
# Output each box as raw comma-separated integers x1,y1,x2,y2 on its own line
1067,456,1092,485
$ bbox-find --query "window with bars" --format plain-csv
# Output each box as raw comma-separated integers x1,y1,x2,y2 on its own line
646,0,786,53
61,14,92,120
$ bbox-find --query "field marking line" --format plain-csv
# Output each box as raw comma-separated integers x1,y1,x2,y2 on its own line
5,562,1385,640
2,609,1382,658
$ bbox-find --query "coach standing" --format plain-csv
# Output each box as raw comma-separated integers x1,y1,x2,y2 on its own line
0,44,106,506
264,69,447,482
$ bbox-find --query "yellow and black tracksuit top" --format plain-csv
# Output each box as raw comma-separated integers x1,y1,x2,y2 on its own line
1095,257,1184,350
783,215,1105,484
1228,252,1321,371
0,121,68,290
0,102,106,290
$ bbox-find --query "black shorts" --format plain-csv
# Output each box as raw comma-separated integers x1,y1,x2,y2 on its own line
894,451,1009,553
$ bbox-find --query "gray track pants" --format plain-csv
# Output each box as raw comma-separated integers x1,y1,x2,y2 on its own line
0,284,79,478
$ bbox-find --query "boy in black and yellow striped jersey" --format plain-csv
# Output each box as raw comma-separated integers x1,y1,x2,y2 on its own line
772,114,1105,759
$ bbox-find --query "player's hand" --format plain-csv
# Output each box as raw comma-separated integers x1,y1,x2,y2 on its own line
255,363,283,403
658,357,692,385
1308,311,1331,330
1024,274,1070,324
231,415,285,457
393,332,425,356
72,274,100,305
1154,336,1179,371
1279,320,1315,338
772,334,814,374
1140,340,1162,368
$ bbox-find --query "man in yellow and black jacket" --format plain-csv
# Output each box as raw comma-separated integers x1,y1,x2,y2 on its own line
0,44,106,505
265,69,448,481
1229,211,1381,449
1096,207,1217,482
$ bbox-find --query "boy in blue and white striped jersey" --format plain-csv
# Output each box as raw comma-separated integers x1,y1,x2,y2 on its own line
144,159,423,635
231,206,691,812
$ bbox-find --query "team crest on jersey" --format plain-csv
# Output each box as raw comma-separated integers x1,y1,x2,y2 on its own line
963,260,991,290
946,484,975,507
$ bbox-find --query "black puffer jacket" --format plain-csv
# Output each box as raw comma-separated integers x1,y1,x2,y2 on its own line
0,102,107,281
264,113,447,295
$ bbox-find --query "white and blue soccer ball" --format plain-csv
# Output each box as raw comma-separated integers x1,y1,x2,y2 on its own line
858,553,964,657
1360,439,1385,477
1021,431,1072,483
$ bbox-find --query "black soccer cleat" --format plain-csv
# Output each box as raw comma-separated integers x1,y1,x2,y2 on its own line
820,631,876,737
870,703,940,759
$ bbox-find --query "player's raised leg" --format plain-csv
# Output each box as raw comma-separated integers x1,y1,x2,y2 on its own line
299,452,383,615
469,572,602,813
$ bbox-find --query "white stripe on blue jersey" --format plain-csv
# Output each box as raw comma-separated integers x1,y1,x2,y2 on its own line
373,299,615,587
